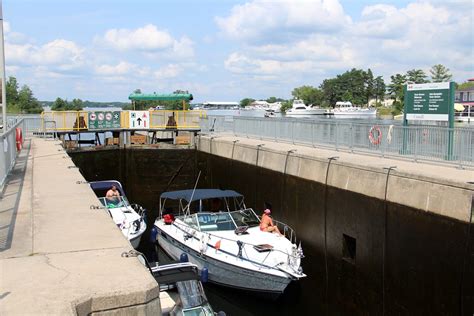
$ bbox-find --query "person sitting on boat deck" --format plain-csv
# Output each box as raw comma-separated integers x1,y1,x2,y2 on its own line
260,209,282,235
106,185,120,205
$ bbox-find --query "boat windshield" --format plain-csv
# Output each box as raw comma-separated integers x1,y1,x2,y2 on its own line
188,209,260,232
176,280,209,309
229,209,260,228
98,196,130,209
196,213,235,231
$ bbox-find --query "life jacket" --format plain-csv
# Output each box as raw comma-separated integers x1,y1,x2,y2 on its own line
163,214,175,225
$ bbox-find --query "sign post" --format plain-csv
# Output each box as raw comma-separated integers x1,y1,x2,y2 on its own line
403,82,455,159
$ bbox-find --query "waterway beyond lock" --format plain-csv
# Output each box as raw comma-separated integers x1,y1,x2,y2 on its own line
69,146,472,316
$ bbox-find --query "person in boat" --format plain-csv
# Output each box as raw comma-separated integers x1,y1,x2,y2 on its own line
260,209,282,235
106,185,120,204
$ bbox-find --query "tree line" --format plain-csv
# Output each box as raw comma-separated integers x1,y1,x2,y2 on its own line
6,76,43,114
240,64,460,114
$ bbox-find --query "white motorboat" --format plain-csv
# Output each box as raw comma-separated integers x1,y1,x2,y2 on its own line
90,180,147,249
455,103,473,123
286,99,326,116
330,101,376,118
154,189,305,295
128,250,222,316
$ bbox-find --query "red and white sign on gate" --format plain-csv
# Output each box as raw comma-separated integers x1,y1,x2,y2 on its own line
129,111,149,129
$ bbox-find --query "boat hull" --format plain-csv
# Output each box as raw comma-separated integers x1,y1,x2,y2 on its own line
157,229,291,294
332,110,376,119
130,233,142,249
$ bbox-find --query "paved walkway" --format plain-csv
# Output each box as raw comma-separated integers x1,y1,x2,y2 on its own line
0,138,159,315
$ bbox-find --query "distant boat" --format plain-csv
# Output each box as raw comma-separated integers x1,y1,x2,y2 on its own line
286,99,327,115
329,101,376,119
455,103,473,123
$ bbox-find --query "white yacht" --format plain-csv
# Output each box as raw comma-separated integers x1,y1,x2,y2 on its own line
330,101,376,118
286,99,326,115
455,104,473,123
153,189,305,295
90,180,147,249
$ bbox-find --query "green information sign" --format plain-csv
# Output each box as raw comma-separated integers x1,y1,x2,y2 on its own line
404,82,454,121
88,111,121,129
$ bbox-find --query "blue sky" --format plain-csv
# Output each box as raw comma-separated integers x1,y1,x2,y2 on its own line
3,0,473,103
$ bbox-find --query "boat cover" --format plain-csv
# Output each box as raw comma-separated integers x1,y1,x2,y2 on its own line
89,180,125,196
160,189,242,202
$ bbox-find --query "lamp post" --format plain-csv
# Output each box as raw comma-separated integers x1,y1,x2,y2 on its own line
0,0,6,131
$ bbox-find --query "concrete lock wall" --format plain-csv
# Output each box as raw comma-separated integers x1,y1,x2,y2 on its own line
197,135,474,315
68,137,474,315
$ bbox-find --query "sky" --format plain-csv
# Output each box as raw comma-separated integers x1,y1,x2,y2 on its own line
3,0,473,103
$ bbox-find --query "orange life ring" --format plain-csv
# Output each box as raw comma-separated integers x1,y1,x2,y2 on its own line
15,127,23,151
368,126,382,145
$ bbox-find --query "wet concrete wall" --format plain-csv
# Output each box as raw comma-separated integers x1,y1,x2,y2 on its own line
69,147,474,315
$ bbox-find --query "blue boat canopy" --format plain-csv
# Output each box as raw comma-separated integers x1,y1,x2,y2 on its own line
160,189,242,202
89,180,125,196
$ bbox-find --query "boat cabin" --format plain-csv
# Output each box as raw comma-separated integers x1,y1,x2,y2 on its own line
159,189,261,232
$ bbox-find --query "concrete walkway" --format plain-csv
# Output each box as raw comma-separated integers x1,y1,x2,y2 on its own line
0,138,160,315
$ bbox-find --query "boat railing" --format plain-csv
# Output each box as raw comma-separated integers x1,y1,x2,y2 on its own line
271,219,298,244
170,219,303,272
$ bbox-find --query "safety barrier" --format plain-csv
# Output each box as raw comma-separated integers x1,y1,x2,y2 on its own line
39,110,206,131
201,116,474,168
0,119,24,193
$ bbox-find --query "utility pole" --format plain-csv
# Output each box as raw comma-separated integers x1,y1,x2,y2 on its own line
0,0,6,131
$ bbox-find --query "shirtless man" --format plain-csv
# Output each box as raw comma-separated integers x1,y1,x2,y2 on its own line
259,209,282,235
106,185,120,203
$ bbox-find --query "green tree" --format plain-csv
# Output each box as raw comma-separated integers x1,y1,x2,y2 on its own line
6,76,19,106
280,100,292,113
240,98,255,108
406,69,428,83
365,68,374,104
388,74,406,102
374,76,386,105
291,85,323,106
51,97,69,111
70,98,84,111
430,64,452,82
457,81,474,90
17,85,43,114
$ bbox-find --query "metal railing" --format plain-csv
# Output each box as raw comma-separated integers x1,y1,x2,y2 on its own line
0,119,24,192
40,110,207,131
201,116,474,168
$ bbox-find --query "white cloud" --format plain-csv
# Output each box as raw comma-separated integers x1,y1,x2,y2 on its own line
216,0,351,42
154,64,183,79
95,61,140,76
218,0,473,87
101,24,174,51
6,39,84,69
98,24,195,59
